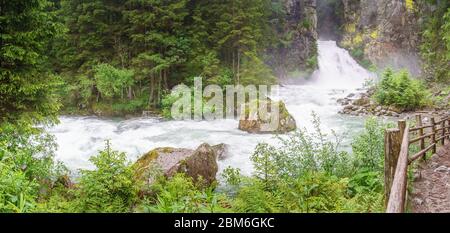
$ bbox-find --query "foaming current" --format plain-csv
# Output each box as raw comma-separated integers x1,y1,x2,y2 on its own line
48,41,374,175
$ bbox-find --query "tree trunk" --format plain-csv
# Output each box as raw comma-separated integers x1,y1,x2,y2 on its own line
128,86,132,100
163,69,168,90
149,75,155,108
237,49,241,85
157,70,162,105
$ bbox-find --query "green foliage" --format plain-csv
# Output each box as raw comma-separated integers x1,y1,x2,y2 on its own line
306,55,318,71
350,47,373,69
432,86,450,109
53,0,282,114
239,55,277,86
224,116,387,213
94,64,134,99
231,173,350,213
1,115,388,213
160,87,217,120
111,94,149,114
420,2,450,83
251,113,352,181
161,91,179,119
0,122,66,213
139,173,230,213
351,118,389,173
72,141,140,213
0,0,62,124
0,160,39,213
374,69,430,110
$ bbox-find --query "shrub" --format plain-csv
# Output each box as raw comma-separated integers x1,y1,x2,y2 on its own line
72,141,140,213
351,117,390,173
94,63,134,99
231,173,349,213
139,173,230,213
0,122,66,213
161,91,180,119
374,69,430,110
160,88,213,120
251,113,352,182
226,115,387,213
0,160,39,213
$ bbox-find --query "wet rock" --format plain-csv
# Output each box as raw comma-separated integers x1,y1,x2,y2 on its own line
343,105,354,112
337,98,351,105
347,93,356,98
55,175,74,189
388,106,403,114
353,96,371,106
413,197,424,206
413,172,422,182
273,0,318,78
239,100,296,134
340,0,423,76
212,143,230,160
434,166,450,173
134,143,218,187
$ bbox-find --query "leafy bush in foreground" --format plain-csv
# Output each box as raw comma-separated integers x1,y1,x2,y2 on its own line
0,122,64,213
138,173,231,213
221,115,387,213
72,141,140,213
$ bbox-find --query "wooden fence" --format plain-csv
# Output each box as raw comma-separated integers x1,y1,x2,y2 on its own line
385,114,450,213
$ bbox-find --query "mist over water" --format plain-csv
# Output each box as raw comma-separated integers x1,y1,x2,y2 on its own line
311,40,374,89
49,41,374,176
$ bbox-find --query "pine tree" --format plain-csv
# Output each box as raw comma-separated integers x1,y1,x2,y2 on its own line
124,0,190,107
0,0,62,124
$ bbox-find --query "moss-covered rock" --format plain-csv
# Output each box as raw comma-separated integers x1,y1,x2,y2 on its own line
238,100,296,134
134,143,219,187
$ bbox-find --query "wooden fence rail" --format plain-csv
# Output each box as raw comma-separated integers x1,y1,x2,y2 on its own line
385,114,450,213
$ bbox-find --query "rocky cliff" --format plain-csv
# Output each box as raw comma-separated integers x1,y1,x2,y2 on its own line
338,0,430,75
269,0,318,79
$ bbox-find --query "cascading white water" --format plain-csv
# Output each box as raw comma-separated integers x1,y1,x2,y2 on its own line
311,40,373,89
48,41,374,175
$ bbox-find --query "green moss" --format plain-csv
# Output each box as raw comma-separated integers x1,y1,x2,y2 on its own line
161,148,174,153
370,30,378,39
133,149,162,179
405,0,415,11
345,23,356,33
353,34,363,45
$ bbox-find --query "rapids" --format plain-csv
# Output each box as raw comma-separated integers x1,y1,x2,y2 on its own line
48,40,375,176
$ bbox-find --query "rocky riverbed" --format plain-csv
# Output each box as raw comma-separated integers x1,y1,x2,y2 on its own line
337,89,402,117
337,89,450,119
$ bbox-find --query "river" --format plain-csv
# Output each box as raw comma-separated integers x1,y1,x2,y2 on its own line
48,40,375,176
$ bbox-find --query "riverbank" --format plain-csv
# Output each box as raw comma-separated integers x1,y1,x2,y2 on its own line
337,84,450,119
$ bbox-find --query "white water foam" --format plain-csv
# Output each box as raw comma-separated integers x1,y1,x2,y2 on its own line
48,41,374,175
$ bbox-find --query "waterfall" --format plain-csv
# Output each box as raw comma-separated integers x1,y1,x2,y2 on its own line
48,41,373,175
311,40,374,89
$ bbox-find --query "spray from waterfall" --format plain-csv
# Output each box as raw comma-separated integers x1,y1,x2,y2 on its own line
310,40,374,89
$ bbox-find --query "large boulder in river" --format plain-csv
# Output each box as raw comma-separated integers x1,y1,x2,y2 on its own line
239,100,297,134
134,143,219,187
211,143,230,161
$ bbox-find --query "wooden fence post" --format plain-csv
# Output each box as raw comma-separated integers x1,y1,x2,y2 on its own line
446,118,450,142
398,120,407,143
431,117,437,154
416,115,425,151
446,118,449,141
441,120,446,145
385,127,401,206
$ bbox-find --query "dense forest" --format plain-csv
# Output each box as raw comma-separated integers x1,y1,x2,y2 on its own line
41,0,317,116
0,0,449,213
